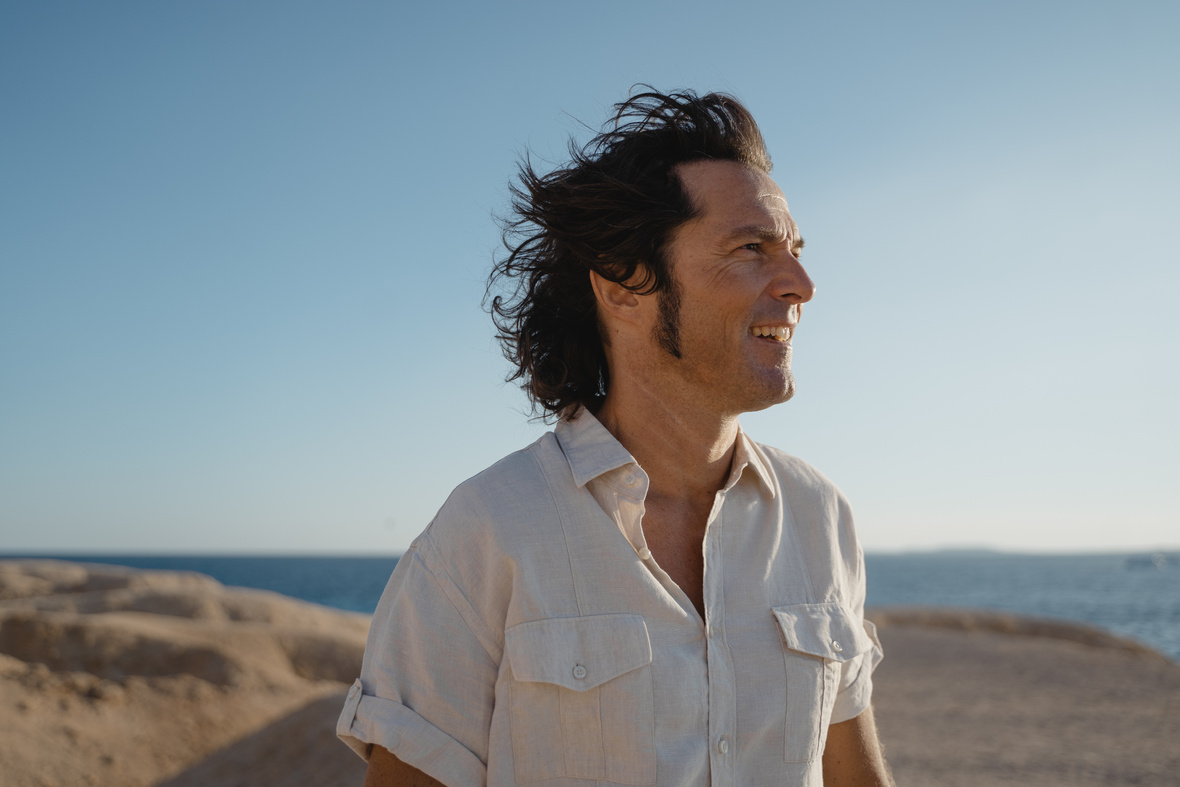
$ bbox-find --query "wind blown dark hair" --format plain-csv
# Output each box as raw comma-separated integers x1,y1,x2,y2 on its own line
486,88,772,420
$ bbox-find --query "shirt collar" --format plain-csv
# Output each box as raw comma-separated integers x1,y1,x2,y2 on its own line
554,409,637,488
556,408,776,498
726,425,777,498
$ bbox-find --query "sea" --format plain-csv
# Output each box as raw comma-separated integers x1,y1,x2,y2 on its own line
5,551,1179,662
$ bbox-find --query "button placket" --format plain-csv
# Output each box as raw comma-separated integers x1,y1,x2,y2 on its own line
703,499,736,783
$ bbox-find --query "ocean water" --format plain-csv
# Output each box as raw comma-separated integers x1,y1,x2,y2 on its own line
6,551,1179,662
865,552,1180,661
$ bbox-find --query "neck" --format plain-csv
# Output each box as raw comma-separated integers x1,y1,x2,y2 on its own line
595,379,739,502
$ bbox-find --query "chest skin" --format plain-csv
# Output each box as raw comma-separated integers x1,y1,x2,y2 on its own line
640,491,715,619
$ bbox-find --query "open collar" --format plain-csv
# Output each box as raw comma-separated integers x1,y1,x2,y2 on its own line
555,409,775,499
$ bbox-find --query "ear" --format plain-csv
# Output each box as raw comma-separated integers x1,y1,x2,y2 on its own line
589,270,646,326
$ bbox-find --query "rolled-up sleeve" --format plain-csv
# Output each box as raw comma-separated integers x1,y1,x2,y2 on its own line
829,617,884,724
337,537,499,787
829,545,884,725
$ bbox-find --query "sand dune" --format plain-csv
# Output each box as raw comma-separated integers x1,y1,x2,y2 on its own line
2,560,1178,787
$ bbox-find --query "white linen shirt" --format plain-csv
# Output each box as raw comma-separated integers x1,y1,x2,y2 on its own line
338,410,883,787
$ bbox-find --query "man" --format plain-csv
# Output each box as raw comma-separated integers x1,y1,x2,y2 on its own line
339,89,893,787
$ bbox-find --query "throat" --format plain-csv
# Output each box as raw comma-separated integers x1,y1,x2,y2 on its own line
641,494,713,619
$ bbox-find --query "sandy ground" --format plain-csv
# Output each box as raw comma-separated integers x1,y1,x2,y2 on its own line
2,560,1177,786
870,608,1180,786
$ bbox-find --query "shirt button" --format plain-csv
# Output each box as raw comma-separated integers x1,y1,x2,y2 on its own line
832,640,843,653
637,547,652,560
718,738,730,754
348,686,358,698
623,472,637,485
572,665,587,680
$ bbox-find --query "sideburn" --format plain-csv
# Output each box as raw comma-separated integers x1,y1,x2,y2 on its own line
653,277,683,359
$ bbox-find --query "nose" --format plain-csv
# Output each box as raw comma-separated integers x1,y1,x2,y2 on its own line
770,249,816,304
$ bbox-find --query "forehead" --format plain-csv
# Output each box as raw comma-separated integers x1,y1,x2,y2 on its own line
674,159,796,242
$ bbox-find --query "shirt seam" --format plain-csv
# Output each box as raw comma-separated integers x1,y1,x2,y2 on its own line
413,540,504,664
778,474,817,601
529,439,585,617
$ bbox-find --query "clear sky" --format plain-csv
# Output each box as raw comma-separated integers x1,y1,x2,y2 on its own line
2,1,1177,555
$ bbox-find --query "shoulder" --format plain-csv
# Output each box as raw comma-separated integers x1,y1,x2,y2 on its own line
406,431,571,592
754,442,835,484
421,432,566,545
388,432,573,644
750,441,852,511
747,439,861,567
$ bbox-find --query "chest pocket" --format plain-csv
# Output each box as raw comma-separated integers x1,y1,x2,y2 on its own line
772,603,876,764
504,613,656,785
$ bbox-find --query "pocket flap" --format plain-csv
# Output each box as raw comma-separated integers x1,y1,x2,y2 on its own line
505,614,651,692
772,603,874,662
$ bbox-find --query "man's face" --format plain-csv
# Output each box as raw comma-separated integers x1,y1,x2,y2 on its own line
652,159,815,415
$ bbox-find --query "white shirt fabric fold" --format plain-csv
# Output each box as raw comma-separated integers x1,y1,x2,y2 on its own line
338,409,883,787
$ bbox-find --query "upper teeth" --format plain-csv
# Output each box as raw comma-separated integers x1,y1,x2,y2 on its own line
751,326,790,340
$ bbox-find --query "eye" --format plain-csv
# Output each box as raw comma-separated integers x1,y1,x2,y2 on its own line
740,242,761,251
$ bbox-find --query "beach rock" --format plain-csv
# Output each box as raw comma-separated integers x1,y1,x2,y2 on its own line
0,560,369,787
157,692,365,787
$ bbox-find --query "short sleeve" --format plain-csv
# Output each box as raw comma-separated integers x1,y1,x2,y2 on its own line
337,539,499,787
829,544,884,724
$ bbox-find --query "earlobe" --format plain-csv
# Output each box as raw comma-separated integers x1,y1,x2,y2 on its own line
589,270,643,324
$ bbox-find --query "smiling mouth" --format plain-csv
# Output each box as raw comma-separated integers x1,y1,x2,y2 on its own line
749,325,792,342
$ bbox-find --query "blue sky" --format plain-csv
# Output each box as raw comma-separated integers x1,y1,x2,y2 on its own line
2,1,1177,554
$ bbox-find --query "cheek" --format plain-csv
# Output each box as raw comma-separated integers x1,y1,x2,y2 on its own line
678,314,749,355
676,282,759,342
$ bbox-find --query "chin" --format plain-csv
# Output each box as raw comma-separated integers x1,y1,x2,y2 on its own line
739,376,796,414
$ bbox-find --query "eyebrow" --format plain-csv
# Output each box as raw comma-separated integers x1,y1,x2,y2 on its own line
722,224,805,252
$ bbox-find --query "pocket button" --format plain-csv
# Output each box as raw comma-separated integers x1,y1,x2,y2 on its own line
831,640,843,653
572,664,587,680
